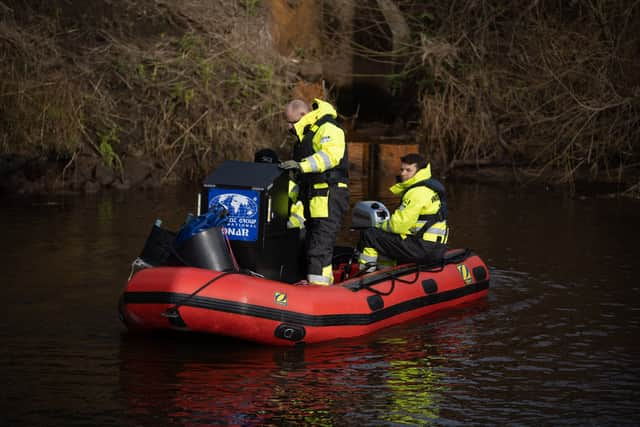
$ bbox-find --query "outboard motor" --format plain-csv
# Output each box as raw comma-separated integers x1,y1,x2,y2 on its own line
134,207,236,273
172,208,236,272
351,201,391,229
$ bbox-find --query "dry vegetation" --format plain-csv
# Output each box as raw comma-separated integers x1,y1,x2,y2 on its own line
397,0,640,191
340,0,639,194
1,0,294,192
1,0,639,195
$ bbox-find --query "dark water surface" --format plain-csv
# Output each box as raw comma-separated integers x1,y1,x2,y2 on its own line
2,170,640,426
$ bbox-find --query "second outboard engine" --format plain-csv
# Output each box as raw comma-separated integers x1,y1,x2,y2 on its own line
351,201,391,229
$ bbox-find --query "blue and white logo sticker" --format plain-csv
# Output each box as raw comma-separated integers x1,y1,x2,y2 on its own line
208,188,260,241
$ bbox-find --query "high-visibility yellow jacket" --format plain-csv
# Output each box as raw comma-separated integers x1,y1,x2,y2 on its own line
287,179,305,229
376,165,448,243
290,99,348,219
291,99,347,177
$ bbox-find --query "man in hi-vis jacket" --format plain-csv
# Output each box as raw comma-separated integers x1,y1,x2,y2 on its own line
279,99,349,285
358,153,448,272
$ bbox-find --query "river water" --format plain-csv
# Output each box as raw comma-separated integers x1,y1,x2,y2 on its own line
2,145,640,426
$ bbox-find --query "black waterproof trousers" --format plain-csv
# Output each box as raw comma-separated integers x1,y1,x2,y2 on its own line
304,185,350,283
359,227,447,266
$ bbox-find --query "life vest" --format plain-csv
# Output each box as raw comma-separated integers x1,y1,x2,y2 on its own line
407,178,448,238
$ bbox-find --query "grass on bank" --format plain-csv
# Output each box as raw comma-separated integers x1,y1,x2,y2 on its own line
1,0,293,188
1,0,639,195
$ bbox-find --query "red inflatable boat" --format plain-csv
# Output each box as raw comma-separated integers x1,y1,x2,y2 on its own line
119,160,490,346
119,249,489,346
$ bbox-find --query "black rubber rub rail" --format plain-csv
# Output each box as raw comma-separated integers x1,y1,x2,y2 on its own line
122,279,489,328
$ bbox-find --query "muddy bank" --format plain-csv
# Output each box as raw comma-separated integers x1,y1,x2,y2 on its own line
0,152,167,195
2,151,637,199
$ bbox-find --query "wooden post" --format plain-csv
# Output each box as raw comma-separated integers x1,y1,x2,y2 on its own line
368,143,379,199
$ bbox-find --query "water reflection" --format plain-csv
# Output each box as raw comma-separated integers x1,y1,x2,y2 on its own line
3,143,640,425
117,299,487,426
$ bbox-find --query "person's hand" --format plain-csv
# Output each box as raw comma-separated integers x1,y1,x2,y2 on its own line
279,160,300,170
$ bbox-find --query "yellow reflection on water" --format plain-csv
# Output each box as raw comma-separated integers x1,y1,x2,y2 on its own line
384,358,442,424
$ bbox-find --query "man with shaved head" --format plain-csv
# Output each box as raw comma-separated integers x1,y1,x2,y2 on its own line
285,99,310,124
279,98,349,286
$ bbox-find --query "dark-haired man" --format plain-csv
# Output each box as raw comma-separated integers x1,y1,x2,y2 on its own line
357,153,448,271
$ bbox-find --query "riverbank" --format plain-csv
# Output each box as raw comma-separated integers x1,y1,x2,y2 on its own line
2,1,638,198
2,150,638,199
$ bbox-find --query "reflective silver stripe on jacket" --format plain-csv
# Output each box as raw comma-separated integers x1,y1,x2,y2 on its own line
286,212,305,229
308,274,331,285
409,222,447,235
305,151,333,172
424,226,447,236
307,156,320,172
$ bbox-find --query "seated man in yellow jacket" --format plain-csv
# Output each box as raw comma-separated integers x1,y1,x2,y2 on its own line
357,153,448,272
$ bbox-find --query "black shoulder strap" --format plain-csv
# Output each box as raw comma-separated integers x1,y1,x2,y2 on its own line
407,178,448,236
408,178,445,197
295,114,341,160
314,114,341,129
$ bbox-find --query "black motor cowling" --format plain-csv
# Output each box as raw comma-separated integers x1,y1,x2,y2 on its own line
173,226,235,272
